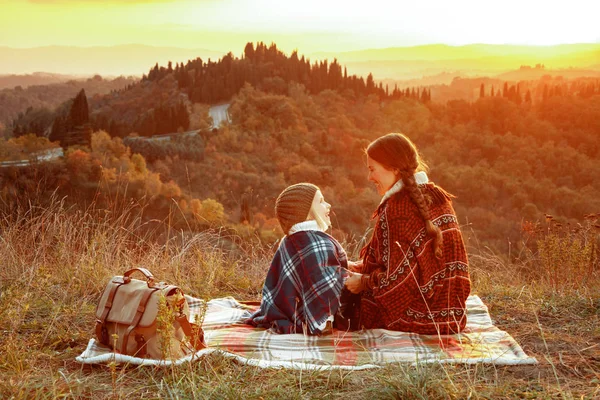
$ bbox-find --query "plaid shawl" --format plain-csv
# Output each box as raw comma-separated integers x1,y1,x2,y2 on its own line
360,183,471,334
76,295,538,368
246,230,348,335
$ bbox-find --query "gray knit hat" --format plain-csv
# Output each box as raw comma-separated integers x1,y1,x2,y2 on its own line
275,183,319,234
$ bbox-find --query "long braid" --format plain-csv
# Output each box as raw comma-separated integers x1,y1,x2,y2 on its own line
401,171,444,259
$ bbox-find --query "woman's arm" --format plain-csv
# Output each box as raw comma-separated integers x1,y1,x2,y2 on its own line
348,210,408,292
347,262,386,292
347,260,364,273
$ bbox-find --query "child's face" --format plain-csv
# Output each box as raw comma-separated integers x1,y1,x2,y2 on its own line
309,190,331,230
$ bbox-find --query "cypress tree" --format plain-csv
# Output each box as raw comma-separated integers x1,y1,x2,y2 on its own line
366,73,375,93
69,89,89,127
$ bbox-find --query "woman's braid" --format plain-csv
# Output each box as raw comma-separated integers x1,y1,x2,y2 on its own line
401,171,443,259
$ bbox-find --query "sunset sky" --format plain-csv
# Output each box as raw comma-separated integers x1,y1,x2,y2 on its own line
1,0,599,53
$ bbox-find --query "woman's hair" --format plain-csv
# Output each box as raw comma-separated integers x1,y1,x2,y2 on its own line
365,133,443,259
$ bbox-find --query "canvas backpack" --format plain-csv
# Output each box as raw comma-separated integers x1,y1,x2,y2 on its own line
95,267,206,359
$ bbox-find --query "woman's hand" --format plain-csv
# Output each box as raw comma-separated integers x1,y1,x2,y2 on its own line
345,272,366,294
347,260,364,273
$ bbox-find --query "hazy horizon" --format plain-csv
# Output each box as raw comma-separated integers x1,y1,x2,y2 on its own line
1,0,598,77
1,0,598,53
3,40,599,51
1,42,598,78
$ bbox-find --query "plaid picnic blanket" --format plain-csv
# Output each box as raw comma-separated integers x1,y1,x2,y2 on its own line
76,295,537,369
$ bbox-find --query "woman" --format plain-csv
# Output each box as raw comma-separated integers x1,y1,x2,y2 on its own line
246,183,349,335
345,133,471,335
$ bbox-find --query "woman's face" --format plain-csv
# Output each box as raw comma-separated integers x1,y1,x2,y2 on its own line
367,155,399,196
309,189,331,230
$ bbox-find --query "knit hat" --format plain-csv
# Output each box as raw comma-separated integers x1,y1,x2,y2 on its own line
275,183,319,234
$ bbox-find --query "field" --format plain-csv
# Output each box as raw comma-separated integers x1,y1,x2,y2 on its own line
1,202,598,399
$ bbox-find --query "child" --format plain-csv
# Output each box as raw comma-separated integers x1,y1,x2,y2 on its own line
246,183,349,335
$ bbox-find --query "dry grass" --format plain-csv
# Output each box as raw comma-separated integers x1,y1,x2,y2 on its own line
1,201,599,399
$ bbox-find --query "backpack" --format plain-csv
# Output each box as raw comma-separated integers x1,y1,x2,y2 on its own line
95,267,206,359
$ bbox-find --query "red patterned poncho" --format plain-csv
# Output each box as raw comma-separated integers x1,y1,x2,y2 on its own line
359,182,471,334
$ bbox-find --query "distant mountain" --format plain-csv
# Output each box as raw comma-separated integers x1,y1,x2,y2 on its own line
378,66,600,98
497,66,600,81
0,45,226,76
0,75,136,132
314,43,600,62
0,72,86,90
314,44,600,80
4,43,598,81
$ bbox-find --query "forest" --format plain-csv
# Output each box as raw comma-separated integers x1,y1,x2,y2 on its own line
1,42,599,256
0,74,137,136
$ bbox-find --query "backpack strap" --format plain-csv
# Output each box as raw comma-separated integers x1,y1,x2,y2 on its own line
121,287,159,354
175,313,206,351
95,282,126,346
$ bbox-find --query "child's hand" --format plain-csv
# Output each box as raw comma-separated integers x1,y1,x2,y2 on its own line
347,260,364,273
345,272,366,294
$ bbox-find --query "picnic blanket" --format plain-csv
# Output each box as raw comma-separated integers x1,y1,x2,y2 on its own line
76,295,537,369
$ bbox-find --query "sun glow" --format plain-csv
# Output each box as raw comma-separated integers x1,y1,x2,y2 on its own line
0,0,598,53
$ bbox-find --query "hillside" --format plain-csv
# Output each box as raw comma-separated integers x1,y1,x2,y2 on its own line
0,75,136,136
316,44,600,80
2,42,599,254
343,57,600,81
0,72,86,90
497,65,600,81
